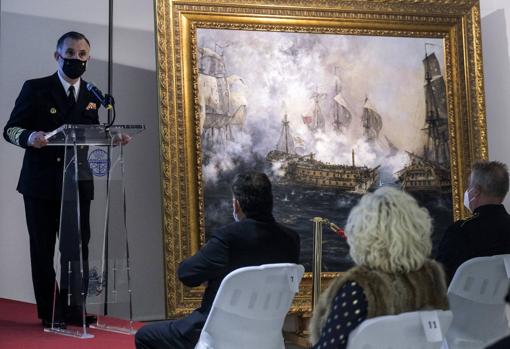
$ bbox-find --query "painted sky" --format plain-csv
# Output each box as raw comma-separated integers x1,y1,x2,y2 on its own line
197,29,445,183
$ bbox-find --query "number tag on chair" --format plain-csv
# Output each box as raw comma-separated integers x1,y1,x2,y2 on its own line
288,269,300,293
420,311,443,342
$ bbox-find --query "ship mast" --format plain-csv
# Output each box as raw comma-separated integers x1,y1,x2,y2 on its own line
423,43,449,166
331,67,352,134
276,113,295,154
284,113,290,153
200,42,247,144
333,67,341,132
311,91,326,132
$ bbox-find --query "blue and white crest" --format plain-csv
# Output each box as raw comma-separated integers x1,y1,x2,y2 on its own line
88,149,108,177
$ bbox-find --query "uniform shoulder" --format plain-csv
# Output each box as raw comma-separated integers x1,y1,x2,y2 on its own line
458,212,481,228
446,213,479,231
24,74,57,88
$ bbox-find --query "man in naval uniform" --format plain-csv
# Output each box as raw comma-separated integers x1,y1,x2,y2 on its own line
3,31,100,328
435,160,510,283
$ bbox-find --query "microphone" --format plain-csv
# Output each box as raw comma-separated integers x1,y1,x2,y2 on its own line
86,82,113,109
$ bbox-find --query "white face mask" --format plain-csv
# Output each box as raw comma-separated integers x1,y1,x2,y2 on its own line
463,190,471,212
233,209,240,222
464,189,474,213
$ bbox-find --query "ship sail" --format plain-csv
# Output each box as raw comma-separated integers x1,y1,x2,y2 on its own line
198,46,247,141
332,79,352,133
361,97,383,142
275,113,295,154
422,51,449,166
303,92,326,132
199,47,225,77
396,46,451,193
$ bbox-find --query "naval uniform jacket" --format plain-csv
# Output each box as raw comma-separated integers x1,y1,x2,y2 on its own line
435,204,510,283
3,72,99,201
174,213,300,339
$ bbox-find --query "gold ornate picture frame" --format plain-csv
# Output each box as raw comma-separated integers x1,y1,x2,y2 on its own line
155,0,487,317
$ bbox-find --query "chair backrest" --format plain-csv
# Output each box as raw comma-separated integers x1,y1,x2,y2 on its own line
445,254,510,348
347,310,453,349
449,254,510,304
194,263,305,349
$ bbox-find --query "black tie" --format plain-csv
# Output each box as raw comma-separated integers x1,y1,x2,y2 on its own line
67,85,76,108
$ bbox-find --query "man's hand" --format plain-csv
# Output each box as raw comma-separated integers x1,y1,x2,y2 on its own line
28,131,48,148
112,133,132,146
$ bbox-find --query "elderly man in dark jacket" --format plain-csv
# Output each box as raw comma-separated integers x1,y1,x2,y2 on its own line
435,160,510,283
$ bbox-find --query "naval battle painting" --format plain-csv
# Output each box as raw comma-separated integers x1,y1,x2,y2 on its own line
198,28,452,272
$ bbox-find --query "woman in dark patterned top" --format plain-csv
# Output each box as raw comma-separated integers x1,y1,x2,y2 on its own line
309,187,449,349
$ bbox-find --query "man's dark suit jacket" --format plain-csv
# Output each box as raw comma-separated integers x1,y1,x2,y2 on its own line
174,213,300,339
435,204,510,282
3,72,99,200
486,335,510,349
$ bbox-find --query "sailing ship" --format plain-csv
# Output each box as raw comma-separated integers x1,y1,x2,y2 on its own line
267,113,303,163
331,76,352,134
397,152,451,192
361,97,383,143
198,46,247,142
397,46,451,193
360,96,398,156
301,75,352,134
302,92,327,132
267,114,379,193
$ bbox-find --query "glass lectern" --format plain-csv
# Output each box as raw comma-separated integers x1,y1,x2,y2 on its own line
43,124,144,338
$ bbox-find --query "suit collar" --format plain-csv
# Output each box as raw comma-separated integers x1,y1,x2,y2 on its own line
244,212,276,222
57,70,81,97
473,204,507,216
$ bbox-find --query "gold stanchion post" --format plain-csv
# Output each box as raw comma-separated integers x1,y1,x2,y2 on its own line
286,217,341,348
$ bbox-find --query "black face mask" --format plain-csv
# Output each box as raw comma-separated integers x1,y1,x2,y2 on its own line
60,57,87,79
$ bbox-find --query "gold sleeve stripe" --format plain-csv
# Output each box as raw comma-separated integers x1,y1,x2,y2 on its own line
6,127,25,146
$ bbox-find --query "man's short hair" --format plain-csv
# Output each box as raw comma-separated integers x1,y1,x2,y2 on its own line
56,31,90,50
231,172,273,216
470,160,509,198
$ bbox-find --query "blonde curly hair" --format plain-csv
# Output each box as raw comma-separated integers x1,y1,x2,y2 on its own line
345,186,432,273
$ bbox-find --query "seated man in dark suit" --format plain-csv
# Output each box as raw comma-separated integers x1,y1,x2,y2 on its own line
135,172,300,349
435,160,510,282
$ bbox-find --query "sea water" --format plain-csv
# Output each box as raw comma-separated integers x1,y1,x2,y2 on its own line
204,181,452,272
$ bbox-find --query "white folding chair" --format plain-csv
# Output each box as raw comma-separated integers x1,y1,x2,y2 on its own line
194,263,305,349
347,310,453,349
444,254,510,349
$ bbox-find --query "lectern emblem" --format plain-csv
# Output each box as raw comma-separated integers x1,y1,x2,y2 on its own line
88,149,108,177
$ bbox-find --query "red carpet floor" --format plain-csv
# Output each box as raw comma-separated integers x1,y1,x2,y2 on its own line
0,298,144,349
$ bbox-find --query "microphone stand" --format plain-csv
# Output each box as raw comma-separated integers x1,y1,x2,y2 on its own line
101,0,114,320
102,95,115,320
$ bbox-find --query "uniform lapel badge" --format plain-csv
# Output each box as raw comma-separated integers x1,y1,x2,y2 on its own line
86,102,97,110
50,107,57,114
